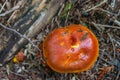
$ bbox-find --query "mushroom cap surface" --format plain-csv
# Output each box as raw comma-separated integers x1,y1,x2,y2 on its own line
43,24,99,73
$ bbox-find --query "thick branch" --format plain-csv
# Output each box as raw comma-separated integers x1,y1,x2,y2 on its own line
2,0,64,64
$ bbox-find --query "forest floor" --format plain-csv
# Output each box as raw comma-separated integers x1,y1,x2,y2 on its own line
0,0,120,80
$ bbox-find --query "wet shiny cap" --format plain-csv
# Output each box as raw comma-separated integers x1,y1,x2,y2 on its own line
43,24,99,73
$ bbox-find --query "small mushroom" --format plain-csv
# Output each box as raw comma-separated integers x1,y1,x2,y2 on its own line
13,51,25,63
43,24,99,73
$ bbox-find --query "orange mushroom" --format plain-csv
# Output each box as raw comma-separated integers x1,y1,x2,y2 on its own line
13,51,25,63
43,24,99,73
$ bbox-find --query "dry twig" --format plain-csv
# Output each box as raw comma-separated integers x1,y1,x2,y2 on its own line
113,39,120,46
92,22,120,30
97,66,113,80
95,8,118,16
113,19,120,27
84,0,108,12
0,23,43,61
0,0,24,17
10,71,27,78
115,71,120,80
107,33,116,59
0,0,7,13
0,5,19,17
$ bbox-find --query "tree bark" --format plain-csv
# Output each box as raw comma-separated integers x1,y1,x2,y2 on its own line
0,0,65,64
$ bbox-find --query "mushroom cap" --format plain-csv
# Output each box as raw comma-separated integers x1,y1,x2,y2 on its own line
13,51,25,63
43,24,99,73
